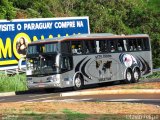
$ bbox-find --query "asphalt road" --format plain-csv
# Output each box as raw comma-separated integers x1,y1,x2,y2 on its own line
0,80,160,105
0,90,160,106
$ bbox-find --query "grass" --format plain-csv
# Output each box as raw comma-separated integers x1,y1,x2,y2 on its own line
2,114,63,120
0,102,159,120
2,109,90,120
1,114,129,120
0,72,27,92
2,107,63,120
146,0,160,13
62,109,89,120
145,71,160,79
1,111,153,120
127,85,153,89
100,115,130,120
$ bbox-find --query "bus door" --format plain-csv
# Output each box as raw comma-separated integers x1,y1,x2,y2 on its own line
60,54,74,87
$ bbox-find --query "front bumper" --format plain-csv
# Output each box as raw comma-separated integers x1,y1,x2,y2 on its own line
27,82,62,90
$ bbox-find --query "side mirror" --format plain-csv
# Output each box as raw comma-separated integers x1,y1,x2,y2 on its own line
18,57,26,70
56,54,60,68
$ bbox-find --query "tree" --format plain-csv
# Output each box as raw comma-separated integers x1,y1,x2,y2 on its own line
0,0,16,20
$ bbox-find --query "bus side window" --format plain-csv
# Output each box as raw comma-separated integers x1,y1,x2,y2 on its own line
96,40,108,53
117,39,124,52
109,41,116,52
136,42,141,51
71,41,83,54
84,40,96,54
137,39,142,51
128,39,137,51
111,46,115,52
61,41,71,53
61,56,73,72
99,40,108,53
143,38,150,50
72,45,77,54
133,40,138,51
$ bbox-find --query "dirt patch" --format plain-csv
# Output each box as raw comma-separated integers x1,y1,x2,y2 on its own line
0,82,160,119
93,82,160,90
0,102,160,115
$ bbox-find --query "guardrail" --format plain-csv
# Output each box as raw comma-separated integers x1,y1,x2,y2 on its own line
5,67,26,75
0,66,26,75
153,68,160,72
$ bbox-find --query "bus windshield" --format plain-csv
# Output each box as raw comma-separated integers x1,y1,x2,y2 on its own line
26,54,59,75
27,42,59,55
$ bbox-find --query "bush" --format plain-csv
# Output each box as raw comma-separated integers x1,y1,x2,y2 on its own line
0,73,27,92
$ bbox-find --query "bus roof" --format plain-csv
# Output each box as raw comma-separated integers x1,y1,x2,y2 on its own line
29,33,149,45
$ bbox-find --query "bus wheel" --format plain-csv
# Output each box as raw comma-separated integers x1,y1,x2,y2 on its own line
132,69,140,83
74,74,83,90
45,88,55,93
124,69,132,84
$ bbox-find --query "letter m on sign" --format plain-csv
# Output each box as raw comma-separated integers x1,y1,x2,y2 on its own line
0,38,12,58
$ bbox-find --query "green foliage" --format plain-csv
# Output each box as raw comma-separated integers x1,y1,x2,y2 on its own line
0,0,16,20
147,0,160,13
62,109,89,120
0,73,27,92
31,1,53,18
11,0,33,10
26,8,41,18
146,71,160,79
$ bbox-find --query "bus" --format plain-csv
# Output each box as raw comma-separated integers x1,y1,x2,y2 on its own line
24,33,152,90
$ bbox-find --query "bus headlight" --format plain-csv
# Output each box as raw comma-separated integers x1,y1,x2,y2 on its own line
27,78,33,84
47,76,57,82
27,77,32,81
28,81,33,84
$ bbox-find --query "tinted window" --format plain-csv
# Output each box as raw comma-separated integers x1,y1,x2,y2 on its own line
98,40,108,53
136,39,143,51
61,56,73,72
143,38,150,50
61,41,71,53
108,40,117,53
127,38,150,51
83,40,96,54
117,39,127,52
128,39,138,51
45,43,58,53
71,41,83,54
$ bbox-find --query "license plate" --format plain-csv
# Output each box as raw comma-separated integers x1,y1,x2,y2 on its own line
38,84,45,87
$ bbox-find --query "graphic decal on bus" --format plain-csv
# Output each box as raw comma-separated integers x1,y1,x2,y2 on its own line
137,56,151,75
75,57,87,72
81,58,92,80
75,56,114,81
94,60,112,81
119,53,151,75
119,53,137,67
75,57,92,81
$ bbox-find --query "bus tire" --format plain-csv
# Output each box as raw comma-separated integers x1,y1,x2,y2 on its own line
74,74,83,90
132,68,140,83
45,88,55,93
124,69,132,84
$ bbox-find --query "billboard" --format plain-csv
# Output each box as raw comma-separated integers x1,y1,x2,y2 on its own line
0,17,90,70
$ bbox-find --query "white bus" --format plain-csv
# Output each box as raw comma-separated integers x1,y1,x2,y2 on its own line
25,33,152,90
